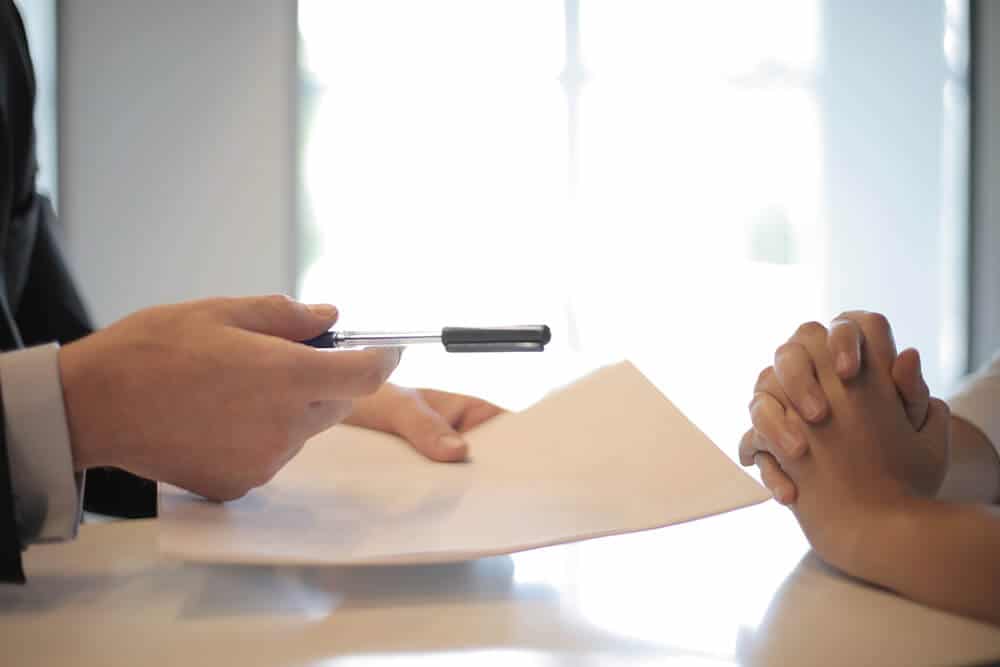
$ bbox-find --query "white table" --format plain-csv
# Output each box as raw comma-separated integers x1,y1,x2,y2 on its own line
3,502,1000,666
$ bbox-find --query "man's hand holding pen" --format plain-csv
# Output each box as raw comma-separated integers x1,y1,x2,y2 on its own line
59,295,401,501
57,295,515,502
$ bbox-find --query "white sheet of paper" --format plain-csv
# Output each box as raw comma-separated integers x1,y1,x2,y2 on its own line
158,361,770,565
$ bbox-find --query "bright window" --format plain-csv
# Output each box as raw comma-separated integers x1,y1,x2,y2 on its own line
298,0,968,455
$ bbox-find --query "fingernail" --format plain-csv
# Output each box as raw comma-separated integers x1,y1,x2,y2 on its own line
308,304,338,319
837,352,852,375
439,435,467,452
836,352,851,375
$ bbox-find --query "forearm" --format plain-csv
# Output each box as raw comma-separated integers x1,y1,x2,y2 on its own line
937,416,1000,504
850,498,1000,626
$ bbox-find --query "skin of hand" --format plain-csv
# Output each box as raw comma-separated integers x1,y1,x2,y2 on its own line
58,295,401,501
763,320,952,577
345,384,505,461
740,311,936,504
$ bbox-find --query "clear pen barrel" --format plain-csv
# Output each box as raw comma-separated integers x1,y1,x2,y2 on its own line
333,331,441,349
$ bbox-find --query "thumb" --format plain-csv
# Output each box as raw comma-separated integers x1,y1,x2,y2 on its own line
393,402,470,463
892,348,930,430
921,397,952,447
216,295,338,341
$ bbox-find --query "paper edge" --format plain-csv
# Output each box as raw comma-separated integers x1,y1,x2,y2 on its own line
157,489,770,567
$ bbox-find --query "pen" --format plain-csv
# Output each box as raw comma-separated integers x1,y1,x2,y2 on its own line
302,325,551,352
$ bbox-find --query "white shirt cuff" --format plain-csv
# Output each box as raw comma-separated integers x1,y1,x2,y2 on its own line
0,343,84,544
949,352,1000,461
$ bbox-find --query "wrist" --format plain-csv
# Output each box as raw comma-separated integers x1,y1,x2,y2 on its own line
59,340,113,470
830,493,927,584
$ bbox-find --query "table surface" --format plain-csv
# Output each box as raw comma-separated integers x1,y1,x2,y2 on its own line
3,502,1000,667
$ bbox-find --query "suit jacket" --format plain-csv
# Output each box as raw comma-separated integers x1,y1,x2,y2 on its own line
1,0,154,584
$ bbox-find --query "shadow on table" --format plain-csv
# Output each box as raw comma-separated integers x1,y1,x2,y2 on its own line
173,550,700,665
175,555,528,620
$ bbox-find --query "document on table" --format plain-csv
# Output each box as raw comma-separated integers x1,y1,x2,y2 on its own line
158,361,770,565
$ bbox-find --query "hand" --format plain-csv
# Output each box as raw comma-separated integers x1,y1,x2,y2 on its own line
59,295,401,501
740,311,933,503
346,384,505,461
765,320,951,575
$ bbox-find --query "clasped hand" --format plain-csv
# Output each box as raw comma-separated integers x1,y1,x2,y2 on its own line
739,312,951,571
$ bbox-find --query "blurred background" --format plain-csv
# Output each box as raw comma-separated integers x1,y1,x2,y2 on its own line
15,0,995,464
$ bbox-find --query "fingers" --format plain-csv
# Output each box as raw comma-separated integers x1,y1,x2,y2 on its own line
417,388,506,432
921,396,952,444
455,400,506,431
301,347,403,399
773,341,828,422
828,316,865,380
211,295,397,400
390,399,470,462
754,451,798,505
216,294,339,341
892,348,930,430
739,427,792,466
748,390,807,458
830,310,897,376
344,385,502,462
739,428,799,504
738,428,757,467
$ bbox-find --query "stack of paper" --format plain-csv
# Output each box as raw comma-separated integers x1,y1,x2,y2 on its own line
158,361,769,565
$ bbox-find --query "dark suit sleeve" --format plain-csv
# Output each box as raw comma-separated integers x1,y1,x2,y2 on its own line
0,391,26,583
13,200,156,519
14,196,90,347
0,1,153,532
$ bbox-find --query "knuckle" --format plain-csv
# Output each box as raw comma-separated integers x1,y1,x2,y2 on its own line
410,423,448,448
748,394,776,424
755,366,775,390
828,316,858,338
265,293,295,311
740,430,761,458
864,312,891,334
794,321,827,340
832,310,863,325
774,341,803,362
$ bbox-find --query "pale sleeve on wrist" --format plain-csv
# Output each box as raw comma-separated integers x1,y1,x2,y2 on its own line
0,343,84,544
949,352,1000,460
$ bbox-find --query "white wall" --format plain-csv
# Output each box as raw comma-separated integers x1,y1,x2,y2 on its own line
59,1,297,326
15,0,58,204
820,0,966,389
